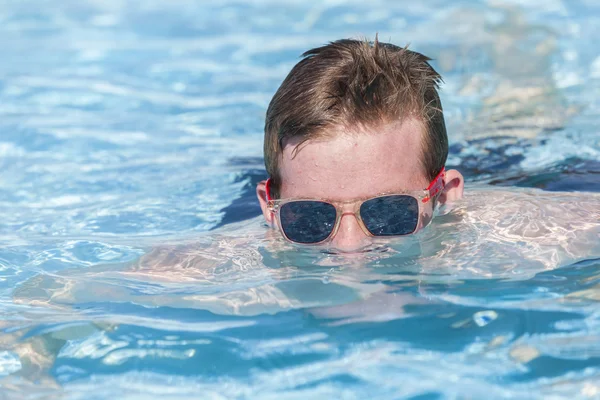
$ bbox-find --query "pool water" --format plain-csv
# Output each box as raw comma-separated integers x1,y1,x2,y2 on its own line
1,0,600,398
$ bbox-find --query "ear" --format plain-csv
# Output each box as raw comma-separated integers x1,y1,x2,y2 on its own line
256,180,275,225
438,169,464,205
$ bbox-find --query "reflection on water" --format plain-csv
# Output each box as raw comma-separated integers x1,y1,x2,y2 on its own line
437,2,572,141
13,188,600,312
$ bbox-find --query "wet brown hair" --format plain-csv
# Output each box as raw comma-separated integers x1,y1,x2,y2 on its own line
264,38,448,197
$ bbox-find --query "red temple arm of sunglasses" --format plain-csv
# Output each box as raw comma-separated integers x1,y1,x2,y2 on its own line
422,167,445,203
265,178,273,202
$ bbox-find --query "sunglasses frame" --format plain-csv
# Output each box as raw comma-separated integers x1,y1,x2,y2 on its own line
265,168,446,245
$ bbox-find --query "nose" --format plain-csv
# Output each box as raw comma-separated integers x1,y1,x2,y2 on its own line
329,212,371,252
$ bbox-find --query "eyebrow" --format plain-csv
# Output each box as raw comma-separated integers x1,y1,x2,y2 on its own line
276,187,428,203
274,169,444,203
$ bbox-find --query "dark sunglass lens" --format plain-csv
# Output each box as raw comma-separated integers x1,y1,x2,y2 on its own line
360,195,419,236
279,201,337,244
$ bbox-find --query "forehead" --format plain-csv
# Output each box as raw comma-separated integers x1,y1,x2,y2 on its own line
279,118,429,200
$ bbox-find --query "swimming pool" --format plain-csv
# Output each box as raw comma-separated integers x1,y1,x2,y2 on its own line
1,0,600,398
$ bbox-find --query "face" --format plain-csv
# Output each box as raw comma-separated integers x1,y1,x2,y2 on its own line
257,118,464,253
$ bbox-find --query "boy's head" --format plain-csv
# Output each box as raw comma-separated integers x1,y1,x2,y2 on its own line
257,38,464,252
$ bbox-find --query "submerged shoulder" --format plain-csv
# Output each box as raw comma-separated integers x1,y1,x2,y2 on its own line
128,216,269,279
463,186,600,220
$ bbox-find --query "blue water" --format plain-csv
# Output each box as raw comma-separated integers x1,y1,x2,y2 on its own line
1,0,600,398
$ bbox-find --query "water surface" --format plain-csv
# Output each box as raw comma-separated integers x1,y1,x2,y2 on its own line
1,0,600,398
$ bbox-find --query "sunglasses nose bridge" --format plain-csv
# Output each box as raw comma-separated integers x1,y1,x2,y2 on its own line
335,198,361,214
334,200,371,235
328,208,372,252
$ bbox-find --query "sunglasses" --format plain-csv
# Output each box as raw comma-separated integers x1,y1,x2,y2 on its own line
265,168,445,245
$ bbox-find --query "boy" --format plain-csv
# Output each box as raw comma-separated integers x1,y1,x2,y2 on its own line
256,38,464,253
